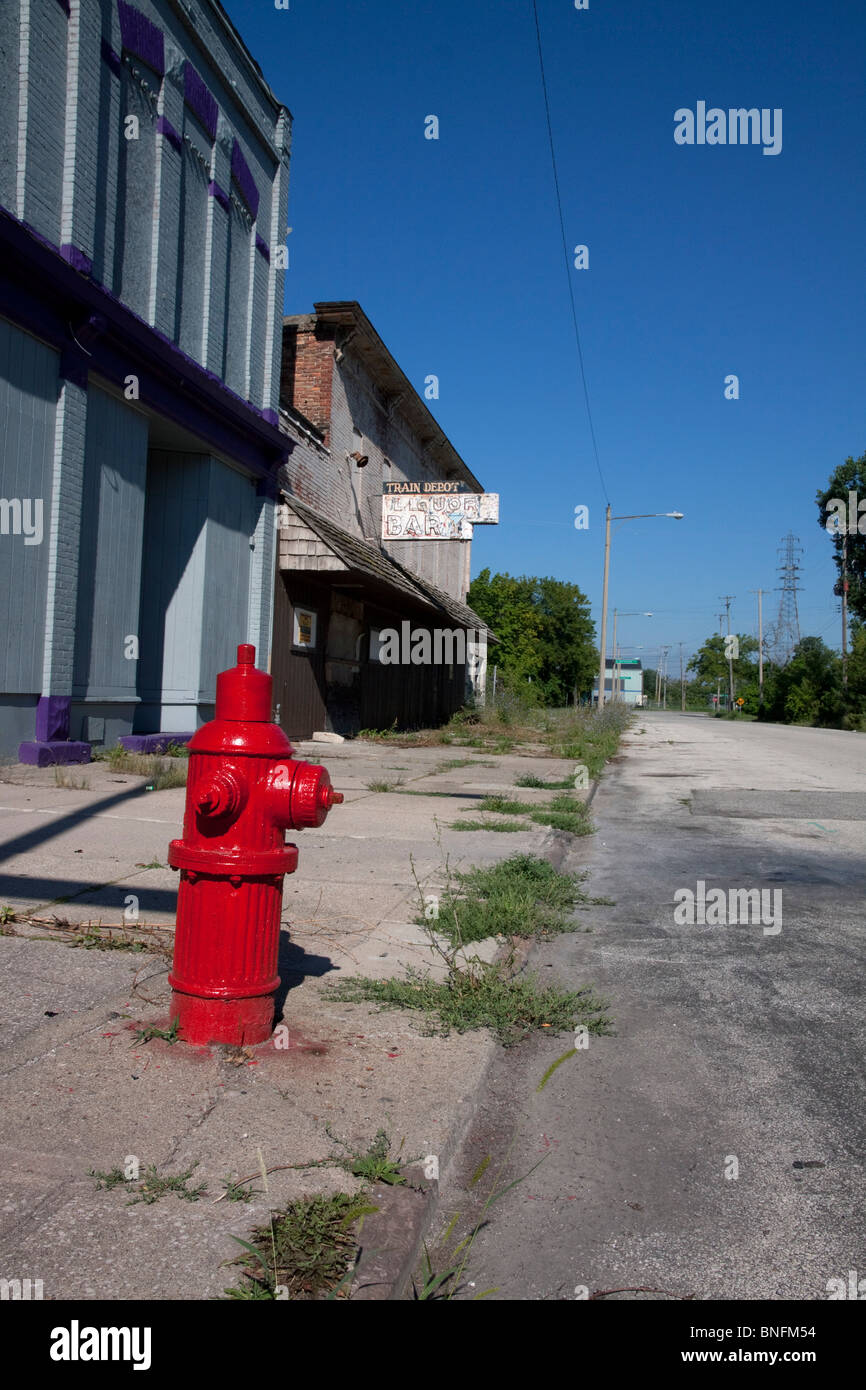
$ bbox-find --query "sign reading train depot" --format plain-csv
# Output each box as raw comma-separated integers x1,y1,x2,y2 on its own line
382,482,500,540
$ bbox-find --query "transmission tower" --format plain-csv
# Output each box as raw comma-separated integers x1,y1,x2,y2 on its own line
769,533,802,665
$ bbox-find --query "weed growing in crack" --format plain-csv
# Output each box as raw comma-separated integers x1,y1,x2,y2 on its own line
221,1174,259,1203
223,1194,377,1301
90,1162,207,1205
326,833,611,1045
325,1126,410,1186
420,852,613,947
413,1140,546,1300
131,1017,180,1045
328,962,610,1047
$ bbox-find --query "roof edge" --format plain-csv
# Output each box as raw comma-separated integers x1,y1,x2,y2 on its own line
283,302,484,493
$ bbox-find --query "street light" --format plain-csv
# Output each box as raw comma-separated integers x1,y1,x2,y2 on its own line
611,610,653,702
597,509,683,706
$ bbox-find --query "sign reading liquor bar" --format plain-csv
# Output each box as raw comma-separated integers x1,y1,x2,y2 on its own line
382,491,499,540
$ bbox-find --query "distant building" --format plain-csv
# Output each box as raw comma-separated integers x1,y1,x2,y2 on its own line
0,0,291,760
592,658,645,707
273,302,490,738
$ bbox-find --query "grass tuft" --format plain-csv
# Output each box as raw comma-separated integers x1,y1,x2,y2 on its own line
475,796,536,816
448,818,525,832
90,1161,206,1205
327,960,610,1047
92,745,188,789
53,767,90,789
514,774,574,790
131,1017,180,1045
421,852,610,946
224,1193,373,1301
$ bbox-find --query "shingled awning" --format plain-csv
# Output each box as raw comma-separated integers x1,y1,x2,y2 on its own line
278,496,492,635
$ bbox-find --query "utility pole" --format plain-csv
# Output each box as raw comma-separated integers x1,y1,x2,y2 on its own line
749,589,765,705
660,645,670,710
842,531,849,692
720,595,735,709
611,607,619,704
679,642,685,711
597,505,612,706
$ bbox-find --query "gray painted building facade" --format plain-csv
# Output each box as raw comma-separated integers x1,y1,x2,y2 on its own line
0,0,291,759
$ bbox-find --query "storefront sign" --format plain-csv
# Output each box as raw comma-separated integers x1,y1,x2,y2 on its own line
382,492,499,540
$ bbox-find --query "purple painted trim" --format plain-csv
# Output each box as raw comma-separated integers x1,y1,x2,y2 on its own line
60,244,93,276
36,696,71,743
208,180,230,213
117,0,165,75
119,733,193,754
255,235,270,263
183,61,218,139
156,116,182,153
230,140,260,220
19,742,91,767
54,0,71,15
101,38,123,76
0,207,289,474
261,408,279,427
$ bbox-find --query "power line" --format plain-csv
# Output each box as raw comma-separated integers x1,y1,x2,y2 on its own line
531,0,609,506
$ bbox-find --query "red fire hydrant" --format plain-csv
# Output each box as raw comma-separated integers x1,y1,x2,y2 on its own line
167,644,342,1046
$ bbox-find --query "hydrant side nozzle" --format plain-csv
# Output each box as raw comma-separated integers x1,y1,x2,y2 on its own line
195,770,245,819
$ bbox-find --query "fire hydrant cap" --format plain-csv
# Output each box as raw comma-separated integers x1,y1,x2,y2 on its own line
215,644,273,722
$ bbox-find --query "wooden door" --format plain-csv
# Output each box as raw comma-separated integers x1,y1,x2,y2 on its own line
271,572,328,739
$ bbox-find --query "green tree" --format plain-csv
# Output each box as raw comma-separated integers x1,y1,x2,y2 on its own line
468,569,543,691
687,633,760,705
846,619,866,710
761,637,843,726
532,576,596,705
815,449,866,622
467,569,597,706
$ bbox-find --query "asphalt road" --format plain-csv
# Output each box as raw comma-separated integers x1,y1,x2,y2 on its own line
444,713,866,1301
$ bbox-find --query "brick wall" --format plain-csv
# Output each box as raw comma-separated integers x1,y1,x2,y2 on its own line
281,318,336,441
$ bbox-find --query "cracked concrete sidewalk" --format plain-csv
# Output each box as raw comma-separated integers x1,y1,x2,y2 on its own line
0,738,588,1299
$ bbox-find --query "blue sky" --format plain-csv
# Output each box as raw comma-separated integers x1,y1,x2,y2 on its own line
224,0,866,669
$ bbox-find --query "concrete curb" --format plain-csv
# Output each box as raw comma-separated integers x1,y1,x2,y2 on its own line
355,819,600,1300
351,1169,436,1300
